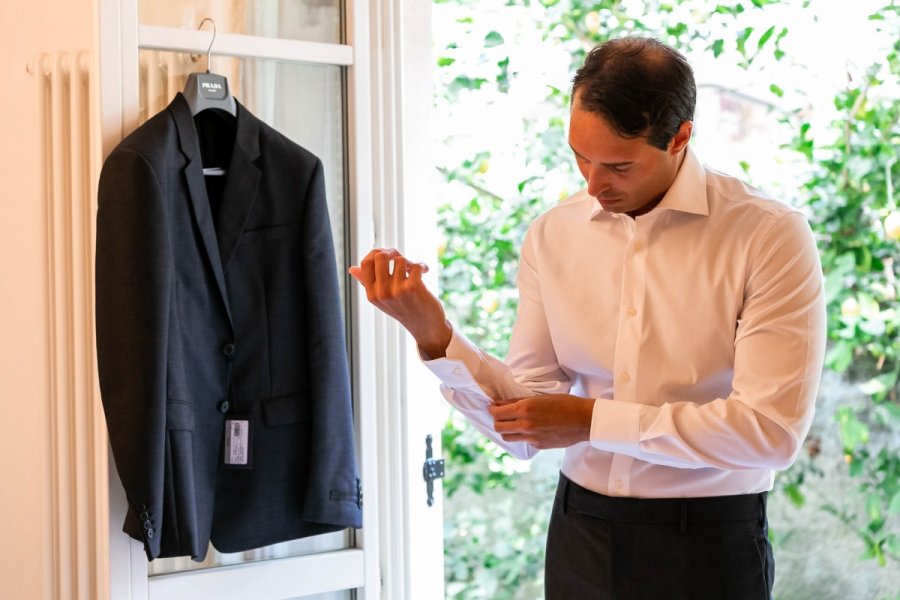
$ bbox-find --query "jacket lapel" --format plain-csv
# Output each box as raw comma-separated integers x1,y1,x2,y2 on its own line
215,104,261,269
169,93,234,323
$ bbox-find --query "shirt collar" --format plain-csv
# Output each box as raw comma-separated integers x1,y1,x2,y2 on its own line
588,145,708,221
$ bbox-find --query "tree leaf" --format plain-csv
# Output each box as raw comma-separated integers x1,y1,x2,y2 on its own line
757,25,776,50
889,491,900,516
484,31,505,47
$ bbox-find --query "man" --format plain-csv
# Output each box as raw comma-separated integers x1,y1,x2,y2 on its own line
350,36,825,599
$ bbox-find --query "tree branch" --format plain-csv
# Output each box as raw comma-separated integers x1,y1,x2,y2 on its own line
436,166,508,203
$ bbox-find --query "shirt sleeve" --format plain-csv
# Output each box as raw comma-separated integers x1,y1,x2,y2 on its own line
591,211,826,471
422,227,572,460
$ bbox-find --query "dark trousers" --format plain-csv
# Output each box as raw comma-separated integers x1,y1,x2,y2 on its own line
545,473,774,600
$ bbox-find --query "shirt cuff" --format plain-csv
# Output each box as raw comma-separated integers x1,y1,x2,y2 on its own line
420,327,484,387
590,398,644,455
420,326,484,380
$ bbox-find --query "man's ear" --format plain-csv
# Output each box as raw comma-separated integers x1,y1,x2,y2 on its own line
668,121,693,155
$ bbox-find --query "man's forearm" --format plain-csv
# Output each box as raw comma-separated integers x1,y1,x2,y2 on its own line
410,319,453,359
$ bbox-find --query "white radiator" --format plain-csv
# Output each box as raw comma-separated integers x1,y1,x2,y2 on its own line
139,49,196,123
36,51,107,600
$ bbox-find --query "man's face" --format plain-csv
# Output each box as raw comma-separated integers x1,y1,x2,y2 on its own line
568,97,691,218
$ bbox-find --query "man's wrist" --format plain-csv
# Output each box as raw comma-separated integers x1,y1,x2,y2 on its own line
415,320,453,360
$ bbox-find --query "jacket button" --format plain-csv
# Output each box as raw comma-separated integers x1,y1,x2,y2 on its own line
146,528,154,539
143,520,152,530
222,343,235,356
219,400,230,413
139,511,149,521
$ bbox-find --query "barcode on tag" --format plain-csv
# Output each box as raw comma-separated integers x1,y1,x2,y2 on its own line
224,419,249,465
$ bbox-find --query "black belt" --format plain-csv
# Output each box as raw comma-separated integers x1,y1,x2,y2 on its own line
557,472,766,533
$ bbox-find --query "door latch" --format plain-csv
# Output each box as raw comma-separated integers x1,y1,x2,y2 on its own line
422,434,445,506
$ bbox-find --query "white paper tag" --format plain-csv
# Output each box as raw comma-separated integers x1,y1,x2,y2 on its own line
224,419,249,466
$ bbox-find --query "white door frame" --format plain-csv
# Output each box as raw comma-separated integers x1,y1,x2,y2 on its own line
96,0,442,598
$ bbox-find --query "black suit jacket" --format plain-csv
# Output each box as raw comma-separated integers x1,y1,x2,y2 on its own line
96,94,361,561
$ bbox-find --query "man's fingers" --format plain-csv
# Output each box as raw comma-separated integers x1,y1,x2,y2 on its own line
360,247,400,264
372,249,397,283
489,403,521,422
405,262,430,284
390,256,432,279
492,396,522,407
392,256,409,283
350,248,396,286
348,265,367,284
350,249,433,307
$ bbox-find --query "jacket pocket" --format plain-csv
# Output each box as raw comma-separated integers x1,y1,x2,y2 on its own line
166,400,195,431
239,224,293,245
261,394,310,426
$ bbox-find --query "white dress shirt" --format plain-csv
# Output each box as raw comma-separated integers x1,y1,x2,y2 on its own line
424,146,826,498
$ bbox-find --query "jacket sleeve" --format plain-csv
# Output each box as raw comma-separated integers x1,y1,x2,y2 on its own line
298,158,362,527
96,148,172,559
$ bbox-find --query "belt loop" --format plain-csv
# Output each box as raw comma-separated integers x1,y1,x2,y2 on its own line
561,473,570,515
679,501,688,534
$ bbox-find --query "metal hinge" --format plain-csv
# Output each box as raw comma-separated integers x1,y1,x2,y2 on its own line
422,434,445,507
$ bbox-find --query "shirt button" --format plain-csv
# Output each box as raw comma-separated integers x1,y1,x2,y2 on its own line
620,371,631,383
626,307,637,317
219,400,231,413
222,343,235,356
452,367,463,376
614,479,623,490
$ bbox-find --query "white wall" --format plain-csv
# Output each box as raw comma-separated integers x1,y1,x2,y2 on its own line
0,1,102,598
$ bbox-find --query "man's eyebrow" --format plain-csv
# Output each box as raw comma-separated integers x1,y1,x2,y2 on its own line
568,143,584,158
567,144,633,167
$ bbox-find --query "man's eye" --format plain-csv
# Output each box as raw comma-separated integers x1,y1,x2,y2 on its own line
608,165,629,174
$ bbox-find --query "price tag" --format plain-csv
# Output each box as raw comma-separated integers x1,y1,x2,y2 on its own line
224,418,252,469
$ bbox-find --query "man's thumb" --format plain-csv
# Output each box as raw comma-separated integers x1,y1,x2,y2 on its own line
492,396,521,406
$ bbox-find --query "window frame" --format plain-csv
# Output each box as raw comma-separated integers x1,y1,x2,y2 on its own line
100,1,386,598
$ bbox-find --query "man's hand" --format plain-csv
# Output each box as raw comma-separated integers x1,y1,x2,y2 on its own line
349,248,452,358
488,394,594,449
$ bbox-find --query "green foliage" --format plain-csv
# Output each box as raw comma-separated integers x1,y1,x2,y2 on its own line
442,412,520,497
438,170,547,358
434,0,900,596
442,413,556,600
782,8,900,564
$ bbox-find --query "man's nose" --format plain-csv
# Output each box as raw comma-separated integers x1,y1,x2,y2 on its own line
587,167,611,197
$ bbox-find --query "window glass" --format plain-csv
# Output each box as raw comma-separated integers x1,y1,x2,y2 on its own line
139,0,342,44
138,50,347,298
138,49,351,581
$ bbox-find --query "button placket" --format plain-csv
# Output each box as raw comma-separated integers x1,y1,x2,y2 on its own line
607,454,634,496
612,224,644,404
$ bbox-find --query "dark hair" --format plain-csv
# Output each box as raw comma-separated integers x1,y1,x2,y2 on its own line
571,36,696,150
